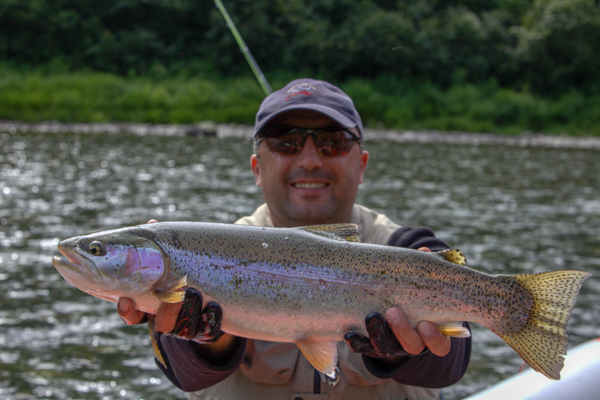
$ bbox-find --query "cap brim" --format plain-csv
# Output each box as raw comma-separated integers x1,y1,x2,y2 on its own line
254,104,359,138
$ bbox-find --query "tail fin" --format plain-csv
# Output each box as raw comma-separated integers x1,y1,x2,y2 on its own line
498,270,591,380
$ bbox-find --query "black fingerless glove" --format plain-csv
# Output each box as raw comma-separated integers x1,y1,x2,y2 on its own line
170,288,223,343
345,312,425,358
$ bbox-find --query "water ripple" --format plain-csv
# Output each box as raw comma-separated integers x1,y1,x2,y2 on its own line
0,130,598,399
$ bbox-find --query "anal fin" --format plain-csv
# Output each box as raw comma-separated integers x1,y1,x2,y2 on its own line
295,339,339,379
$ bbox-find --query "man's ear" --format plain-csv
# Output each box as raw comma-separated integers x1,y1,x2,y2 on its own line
358,150,369,185
250,154,261,187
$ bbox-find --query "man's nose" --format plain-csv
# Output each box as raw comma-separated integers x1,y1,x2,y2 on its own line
296,136,323,170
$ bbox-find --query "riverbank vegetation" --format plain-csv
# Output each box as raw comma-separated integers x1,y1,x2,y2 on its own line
1,0,600,135
2,64,599,135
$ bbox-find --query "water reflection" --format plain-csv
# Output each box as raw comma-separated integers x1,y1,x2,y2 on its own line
1,130,599,399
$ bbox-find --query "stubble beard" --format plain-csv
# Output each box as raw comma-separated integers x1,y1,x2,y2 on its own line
284,202,336,226
277,191,355,226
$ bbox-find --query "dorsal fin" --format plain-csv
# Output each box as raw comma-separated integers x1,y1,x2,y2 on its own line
298,224,361,242
437,249,467,266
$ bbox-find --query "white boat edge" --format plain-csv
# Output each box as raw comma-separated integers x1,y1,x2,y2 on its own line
463,338,600,400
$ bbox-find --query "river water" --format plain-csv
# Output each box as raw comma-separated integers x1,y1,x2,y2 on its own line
1,126,599,399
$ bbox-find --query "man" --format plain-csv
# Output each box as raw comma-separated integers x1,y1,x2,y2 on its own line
118,78,471,399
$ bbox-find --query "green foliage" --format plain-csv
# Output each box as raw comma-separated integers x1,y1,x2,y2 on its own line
338,74,600,135
0,64,264,124
1,0,600,134
2,65,599,135
1,0,600,94
515,0,600,93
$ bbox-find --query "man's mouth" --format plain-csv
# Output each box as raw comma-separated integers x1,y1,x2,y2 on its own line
293,182,328,189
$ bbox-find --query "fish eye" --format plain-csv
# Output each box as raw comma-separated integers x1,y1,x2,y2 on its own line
87,241,105,256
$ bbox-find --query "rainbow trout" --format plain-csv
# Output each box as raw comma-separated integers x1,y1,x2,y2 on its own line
52,222,590,380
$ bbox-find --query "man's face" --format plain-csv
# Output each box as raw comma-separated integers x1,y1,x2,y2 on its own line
251,110,369,227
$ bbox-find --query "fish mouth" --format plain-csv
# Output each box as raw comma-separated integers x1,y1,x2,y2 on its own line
52,253,83,271
52,253,119,303
53,244,103,283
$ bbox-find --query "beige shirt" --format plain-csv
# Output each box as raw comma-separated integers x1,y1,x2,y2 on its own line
189,204,441,400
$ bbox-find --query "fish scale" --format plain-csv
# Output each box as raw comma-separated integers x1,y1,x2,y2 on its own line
53,221,591,381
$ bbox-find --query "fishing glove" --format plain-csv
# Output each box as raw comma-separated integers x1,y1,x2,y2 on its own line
170,288,223,343
345,312,413,358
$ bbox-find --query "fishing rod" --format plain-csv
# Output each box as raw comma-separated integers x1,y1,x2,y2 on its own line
213,0,273,96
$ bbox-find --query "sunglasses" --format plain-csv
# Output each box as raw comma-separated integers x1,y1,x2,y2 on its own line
256,126,361,156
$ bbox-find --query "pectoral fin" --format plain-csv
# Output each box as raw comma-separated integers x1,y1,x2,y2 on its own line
153,290,186,303
148,314,167,368
295,339,339,378
153,275,187,303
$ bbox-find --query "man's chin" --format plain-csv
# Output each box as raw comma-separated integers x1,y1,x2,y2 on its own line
284,203,341,226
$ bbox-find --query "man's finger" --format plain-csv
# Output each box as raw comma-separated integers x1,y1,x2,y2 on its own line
417,247,431,252
344,332,375,354
365,312,406,357
118,297,147,325
384,308,425,355
155,301,184,333
417,321,451,357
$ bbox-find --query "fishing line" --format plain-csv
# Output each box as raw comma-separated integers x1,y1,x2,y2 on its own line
213,0,273,96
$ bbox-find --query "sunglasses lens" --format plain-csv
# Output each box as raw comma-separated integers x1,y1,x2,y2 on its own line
315,129,353,156
263,127,305,154
261,126,358,156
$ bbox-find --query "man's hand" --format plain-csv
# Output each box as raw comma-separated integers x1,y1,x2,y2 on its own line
117,289,223,342
384,308,451,357
118,297,150,325
344,309,451,359
344,247,452,359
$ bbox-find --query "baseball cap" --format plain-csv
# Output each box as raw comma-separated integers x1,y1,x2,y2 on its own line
253,78,364,142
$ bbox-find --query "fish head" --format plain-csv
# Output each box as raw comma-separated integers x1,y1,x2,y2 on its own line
52,227,166,304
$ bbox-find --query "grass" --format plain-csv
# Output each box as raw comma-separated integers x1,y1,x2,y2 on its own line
1,64,599,136
0,65,265,125
343,76,600,136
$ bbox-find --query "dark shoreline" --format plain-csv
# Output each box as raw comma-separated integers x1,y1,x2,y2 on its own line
2,120,600,150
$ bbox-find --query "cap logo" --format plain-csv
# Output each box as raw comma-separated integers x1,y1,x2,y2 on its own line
285,83,316,101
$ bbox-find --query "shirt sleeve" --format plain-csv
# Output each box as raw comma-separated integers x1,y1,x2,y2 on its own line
387,225,451,252
155,334,247,392
361,225,472,388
